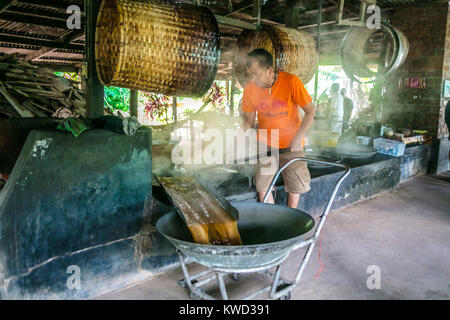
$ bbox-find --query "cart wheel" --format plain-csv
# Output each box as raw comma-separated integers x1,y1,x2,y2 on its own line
189,291,202,300
276,284,291,300
230,273,242,281
180,279,200,299
278,292,291,300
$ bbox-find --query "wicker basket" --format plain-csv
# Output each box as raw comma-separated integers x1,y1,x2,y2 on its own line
95,0,220,97
235,26,318,87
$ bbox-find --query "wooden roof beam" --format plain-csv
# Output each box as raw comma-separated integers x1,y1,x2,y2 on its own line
0,0,14,14
16,0,75,11
0,34,84,51
25,29,83,61
0,11,69,29
225,0,253,17
214,14,257,30
6,6,83,22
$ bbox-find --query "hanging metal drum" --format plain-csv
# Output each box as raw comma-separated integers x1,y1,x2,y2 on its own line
235,26,318,87
95,0,220,97
339,22,409,83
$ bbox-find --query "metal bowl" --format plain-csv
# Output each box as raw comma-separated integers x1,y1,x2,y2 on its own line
336,142,378,160
156,202,315,270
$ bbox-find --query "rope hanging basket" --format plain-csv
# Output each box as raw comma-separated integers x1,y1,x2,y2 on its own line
235,26,318,87
95,0,221,97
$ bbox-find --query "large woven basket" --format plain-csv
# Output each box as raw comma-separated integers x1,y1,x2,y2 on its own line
95,0,220,97
235,26,318,87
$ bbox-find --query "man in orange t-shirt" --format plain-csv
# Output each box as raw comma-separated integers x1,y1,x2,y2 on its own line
241,48,316,208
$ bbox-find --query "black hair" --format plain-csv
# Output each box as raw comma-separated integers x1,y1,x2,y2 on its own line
247,48,273,69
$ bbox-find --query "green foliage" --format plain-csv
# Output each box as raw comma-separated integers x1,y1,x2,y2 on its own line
202,81,226,112
104,86,130,112
54,72,80,82
143,92,171,123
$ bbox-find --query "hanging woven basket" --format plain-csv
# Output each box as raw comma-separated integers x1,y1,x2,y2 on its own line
339,22,409,83
95,0,220,97
235,26,318,87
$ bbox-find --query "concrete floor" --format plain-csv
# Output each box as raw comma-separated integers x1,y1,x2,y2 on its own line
97,173,450,300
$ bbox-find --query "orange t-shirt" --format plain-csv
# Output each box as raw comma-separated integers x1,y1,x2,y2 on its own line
241,71,312,149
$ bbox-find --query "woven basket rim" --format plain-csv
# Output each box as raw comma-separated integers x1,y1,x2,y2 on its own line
95,0,125,86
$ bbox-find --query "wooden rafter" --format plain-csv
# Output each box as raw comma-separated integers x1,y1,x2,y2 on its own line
0,34,84,50
25,30,84,61
16,0,78,11
0,0,14,14
225,0,253,17
0,11,69,28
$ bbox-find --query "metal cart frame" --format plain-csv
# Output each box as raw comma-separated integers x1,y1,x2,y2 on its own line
177,157,351,300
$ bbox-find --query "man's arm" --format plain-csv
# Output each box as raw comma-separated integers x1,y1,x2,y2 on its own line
290,101,316,153
242,110,256,131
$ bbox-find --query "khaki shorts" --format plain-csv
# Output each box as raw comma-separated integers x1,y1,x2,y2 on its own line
254,150,311,194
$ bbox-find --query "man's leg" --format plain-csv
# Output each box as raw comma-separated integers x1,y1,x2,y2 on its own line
280,151,311,209
255,153,278,204
287,193,300,208
258,191,274,204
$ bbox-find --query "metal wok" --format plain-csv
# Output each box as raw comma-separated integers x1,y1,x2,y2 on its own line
156,202,315,270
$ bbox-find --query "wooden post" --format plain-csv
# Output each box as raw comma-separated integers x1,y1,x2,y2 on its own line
252,0,262,28
313,0,323,103
172,97,177,123
130,89,138,118
230,73,236,116
285,0,303,28
226,78,230,113
84,0,104,118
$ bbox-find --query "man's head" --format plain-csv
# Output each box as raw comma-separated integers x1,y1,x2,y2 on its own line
340,88,346,96
331,83,339,94
246,48,275,88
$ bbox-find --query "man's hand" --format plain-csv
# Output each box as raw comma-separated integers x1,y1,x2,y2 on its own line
290,134,304,153
290,101,316,153
242,110,256,131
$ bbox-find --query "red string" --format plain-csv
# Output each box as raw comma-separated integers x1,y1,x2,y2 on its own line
314,234,324,278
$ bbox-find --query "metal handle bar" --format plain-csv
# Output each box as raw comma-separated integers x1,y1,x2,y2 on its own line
262,157,351,221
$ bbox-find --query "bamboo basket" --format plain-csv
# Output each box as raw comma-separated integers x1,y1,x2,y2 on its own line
235,26,318,87
95,0,220,97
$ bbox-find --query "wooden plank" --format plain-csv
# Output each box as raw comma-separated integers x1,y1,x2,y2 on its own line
0,79,35,117
214,15,257,30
